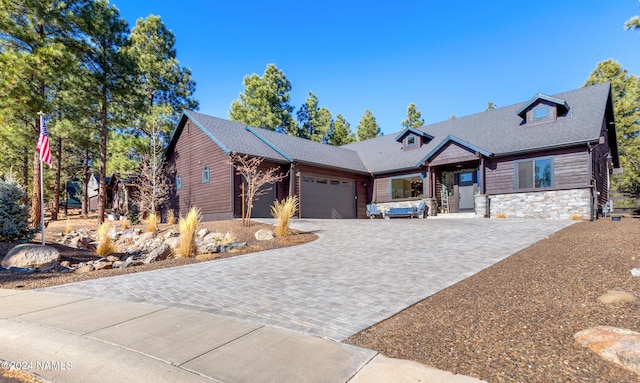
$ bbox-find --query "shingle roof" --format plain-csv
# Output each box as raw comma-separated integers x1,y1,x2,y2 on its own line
169,83,612,176
343,82,612,174
174,110,370,174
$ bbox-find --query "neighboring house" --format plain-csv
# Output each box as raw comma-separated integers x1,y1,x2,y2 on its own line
165,82,619,220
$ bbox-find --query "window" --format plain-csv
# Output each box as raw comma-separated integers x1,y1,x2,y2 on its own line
202,167,210,184
533,106,548,121
390,175,424,199
515,158,553,190
406,135,417,146
176,176,182,190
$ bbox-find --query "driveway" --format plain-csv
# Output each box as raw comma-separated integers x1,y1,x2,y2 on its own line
44,218,574,341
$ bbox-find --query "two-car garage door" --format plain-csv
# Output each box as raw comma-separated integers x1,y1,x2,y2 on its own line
300,175,356,219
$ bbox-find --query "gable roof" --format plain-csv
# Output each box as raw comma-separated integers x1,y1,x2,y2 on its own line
167,83,615,177
516,93,570,118
166,110,370,174
344,82,613,174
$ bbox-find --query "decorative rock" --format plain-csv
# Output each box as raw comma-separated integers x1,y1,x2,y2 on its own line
163,237,180,250
75,264,94,274
631,268,640,277
2,244,61,269
69,235,91,249
197,228,210,238
575,326,640,375
144,244,172,264
597,290,638,304
93,262,112,271
106,255,120,262
163,230,179,239
254,229,274,241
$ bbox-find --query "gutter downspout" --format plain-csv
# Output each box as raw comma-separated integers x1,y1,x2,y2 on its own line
587,143,595,221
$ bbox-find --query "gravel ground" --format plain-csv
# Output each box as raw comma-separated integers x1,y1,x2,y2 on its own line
346,216,640,382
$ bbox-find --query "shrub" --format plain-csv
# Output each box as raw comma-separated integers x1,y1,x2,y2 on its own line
270,196,299,237
495,212,507,219
175,207,201,258
127,204,140,225
571,214,583,220
221,231,236,245
147,213,158,233
0,176,35,242
96,223,116,256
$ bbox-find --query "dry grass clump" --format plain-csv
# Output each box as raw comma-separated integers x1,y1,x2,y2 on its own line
221,231,236,245
495,212,507,218
175,207,201,258
120,219,129,230
167,210,176,225
95,222,116,256
147,213,158,233
64,218,72,235
571,213,583,220
271,196,299,237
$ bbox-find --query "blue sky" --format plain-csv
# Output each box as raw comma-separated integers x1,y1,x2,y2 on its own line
114,1,640,136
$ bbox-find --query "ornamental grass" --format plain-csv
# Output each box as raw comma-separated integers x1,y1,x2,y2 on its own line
175,207,201,258
270,196,299,237
95,222,116,256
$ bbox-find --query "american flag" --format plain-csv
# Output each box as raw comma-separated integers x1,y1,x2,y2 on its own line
36,120,52,167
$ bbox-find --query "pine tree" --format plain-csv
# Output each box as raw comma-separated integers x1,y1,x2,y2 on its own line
229,64,297,133
401,103,425,129
356,110,381,141
328,114,356,146
0,174,35,242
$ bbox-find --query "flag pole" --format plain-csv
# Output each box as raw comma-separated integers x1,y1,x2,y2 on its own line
38,111,45,246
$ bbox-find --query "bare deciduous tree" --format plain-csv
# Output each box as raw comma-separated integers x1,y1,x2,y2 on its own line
228,152,286,226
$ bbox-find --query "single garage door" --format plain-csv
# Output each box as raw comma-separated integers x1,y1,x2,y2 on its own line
300,175,356,218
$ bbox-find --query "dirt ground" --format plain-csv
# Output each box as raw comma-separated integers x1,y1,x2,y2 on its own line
346,216,640,382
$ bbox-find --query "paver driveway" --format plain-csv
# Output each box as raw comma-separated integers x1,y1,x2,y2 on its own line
45,218,574,341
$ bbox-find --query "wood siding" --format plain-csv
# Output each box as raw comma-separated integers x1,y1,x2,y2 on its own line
232,161,289,218
484,147,591,195
373,170,423,204
167,120,233,221
592,116,611,210
525,100,558,125
429,142,477,166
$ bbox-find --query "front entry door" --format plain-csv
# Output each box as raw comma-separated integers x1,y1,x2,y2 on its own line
458,172,475,211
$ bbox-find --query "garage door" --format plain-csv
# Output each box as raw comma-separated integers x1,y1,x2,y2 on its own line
300,175,356,218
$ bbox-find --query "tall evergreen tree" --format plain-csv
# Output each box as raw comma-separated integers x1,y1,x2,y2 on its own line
356,110,381,141
584,59,640,202
328,114,356,146
0,0,88,226
76,0,137,224
401,103,425,129
296,92,332,142
229,64,297,133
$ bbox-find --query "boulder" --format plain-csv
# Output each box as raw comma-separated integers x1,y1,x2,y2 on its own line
254,229,274,241
69,235,91,249
631,268,640,277
197,228,210,238
144,244,172,264
2,244,61,269
75,264,95,274
93,261,112,271
575,326,640,375
597,290,638,305
163,236,180,250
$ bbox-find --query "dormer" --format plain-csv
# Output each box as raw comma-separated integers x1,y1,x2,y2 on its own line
395,127,433,151
516,93,570,126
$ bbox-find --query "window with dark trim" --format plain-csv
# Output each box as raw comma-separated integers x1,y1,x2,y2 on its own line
390,174,424,199
515,158,553,190
202,167,210,184
406,135,417,146
176,176,182,190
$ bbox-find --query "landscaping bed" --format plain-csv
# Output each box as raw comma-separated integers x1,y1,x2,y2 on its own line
346,216,640,382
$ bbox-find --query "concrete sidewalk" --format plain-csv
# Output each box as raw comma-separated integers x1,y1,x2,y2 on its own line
0,289,484,383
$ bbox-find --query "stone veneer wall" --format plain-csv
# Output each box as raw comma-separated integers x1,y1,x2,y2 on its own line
486,188,591,219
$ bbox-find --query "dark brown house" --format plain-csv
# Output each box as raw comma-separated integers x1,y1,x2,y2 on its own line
165,82,619,220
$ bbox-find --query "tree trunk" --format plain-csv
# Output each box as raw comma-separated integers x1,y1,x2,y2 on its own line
81,148,89,217
97,86,108,225
30,123,41,228
51,136,62,221
22,146,29,205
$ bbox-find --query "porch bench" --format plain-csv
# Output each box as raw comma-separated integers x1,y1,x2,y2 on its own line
383,202,427,219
